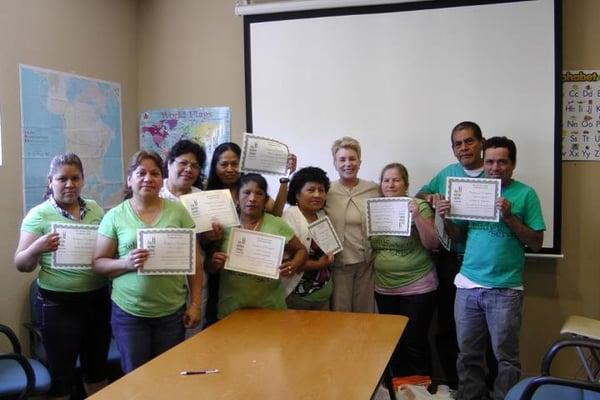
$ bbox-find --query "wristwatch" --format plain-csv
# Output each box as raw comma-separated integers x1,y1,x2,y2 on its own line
279,177,290,184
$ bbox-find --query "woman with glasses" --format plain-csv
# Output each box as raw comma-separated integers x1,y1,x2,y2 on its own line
160,139,206,201
159,140,208,331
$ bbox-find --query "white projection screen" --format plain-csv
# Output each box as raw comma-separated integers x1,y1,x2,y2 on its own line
245,0,561,253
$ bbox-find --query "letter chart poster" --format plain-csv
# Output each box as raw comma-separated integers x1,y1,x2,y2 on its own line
562,70,600,161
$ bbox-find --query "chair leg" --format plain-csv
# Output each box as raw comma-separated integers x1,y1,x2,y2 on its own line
575,345,599,381
384,364,397,400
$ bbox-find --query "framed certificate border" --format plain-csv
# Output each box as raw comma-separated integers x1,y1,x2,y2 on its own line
137,228,195,275
240,133,289,176
307,216,343,255
51,223,99,269
180,189,240,233
224,228,286,280
366,197,412,236
434,209,452,251
445,177,501,222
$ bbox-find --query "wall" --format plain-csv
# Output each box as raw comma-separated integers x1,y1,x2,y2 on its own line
0,0,138,350
136,0,246,139
519,0,600,376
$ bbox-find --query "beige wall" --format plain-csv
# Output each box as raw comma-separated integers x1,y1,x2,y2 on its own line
137,0,246,141
519,0,600,376
0,0,138,350
1,0,598,379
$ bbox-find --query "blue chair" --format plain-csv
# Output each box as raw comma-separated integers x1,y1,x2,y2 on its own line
0,324,51,400
506,338,600,400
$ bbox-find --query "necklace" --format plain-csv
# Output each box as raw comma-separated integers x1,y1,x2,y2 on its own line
242,218,262,231
130,198,162,225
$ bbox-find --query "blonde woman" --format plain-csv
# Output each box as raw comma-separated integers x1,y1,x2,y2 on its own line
325,137,379,312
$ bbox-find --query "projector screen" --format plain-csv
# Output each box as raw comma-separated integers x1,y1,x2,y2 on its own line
244,0,561,253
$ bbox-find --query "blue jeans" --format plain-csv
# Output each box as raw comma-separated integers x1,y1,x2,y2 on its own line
111,302,185,373
38,287,111,397
455,288,523,400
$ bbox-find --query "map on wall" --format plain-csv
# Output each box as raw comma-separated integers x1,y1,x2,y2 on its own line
20,64,124,213
139,107,231,176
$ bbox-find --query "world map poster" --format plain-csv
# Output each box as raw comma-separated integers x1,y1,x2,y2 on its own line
20,64,124,213
139,107,231,177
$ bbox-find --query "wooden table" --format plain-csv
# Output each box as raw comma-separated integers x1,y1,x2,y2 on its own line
89,309,407,400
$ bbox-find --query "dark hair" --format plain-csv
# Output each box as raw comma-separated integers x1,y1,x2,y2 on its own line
164,139,207,188
451,121,483,144
379,162,409,191
206,142,242,190
45,153,84,200
237,173,268,198
286,167,330,205
483,136,517,164
124,150,163,199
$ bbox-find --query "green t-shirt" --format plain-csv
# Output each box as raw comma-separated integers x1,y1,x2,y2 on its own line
218,213,295,319
98,199,195,317
419,163,484,253
370,199,435,289
461,180,546,287
295,279,333,303
20,199,107,293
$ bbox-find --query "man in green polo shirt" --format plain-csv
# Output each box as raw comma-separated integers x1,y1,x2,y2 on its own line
416,121,485,389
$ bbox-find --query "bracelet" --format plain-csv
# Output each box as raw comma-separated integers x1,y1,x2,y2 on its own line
279,177,290,184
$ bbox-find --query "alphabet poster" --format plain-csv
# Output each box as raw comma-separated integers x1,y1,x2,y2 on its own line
562,70,600,161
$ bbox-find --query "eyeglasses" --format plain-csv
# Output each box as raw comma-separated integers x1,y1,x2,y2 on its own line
175,159,201,171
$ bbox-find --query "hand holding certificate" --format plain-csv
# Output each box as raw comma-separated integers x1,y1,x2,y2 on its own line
137,228,196,275
366,197,412,236
51,223,98,269
180,190,240,233
307,217,343,255
445,177,501,222
240,133,289,175
224,228,286,279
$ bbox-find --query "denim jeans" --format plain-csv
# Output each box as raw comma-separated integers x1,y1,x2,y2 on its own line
111,302,185,373
38,287,111,397
455,287,523,400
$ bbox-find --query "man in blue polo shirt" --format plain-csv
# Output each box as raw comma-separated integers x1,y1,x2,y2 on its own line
438,136,545,400
417,121,485,388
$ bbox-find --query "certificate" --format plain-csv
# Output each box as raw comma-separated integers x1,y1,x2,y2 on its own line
240,133,289,175
137,228,196,275
307,216,343,255
435,208,451,251
180,190,240,233
225,228,286,279
366,197,412,236
445,177,501,222
51,223,98,269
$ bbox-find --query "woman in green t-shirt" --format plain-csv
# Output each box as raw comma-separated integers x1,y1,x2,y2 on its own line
14,153,110,398
208,173,307,320
93,150,203,374
370,162,440,378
